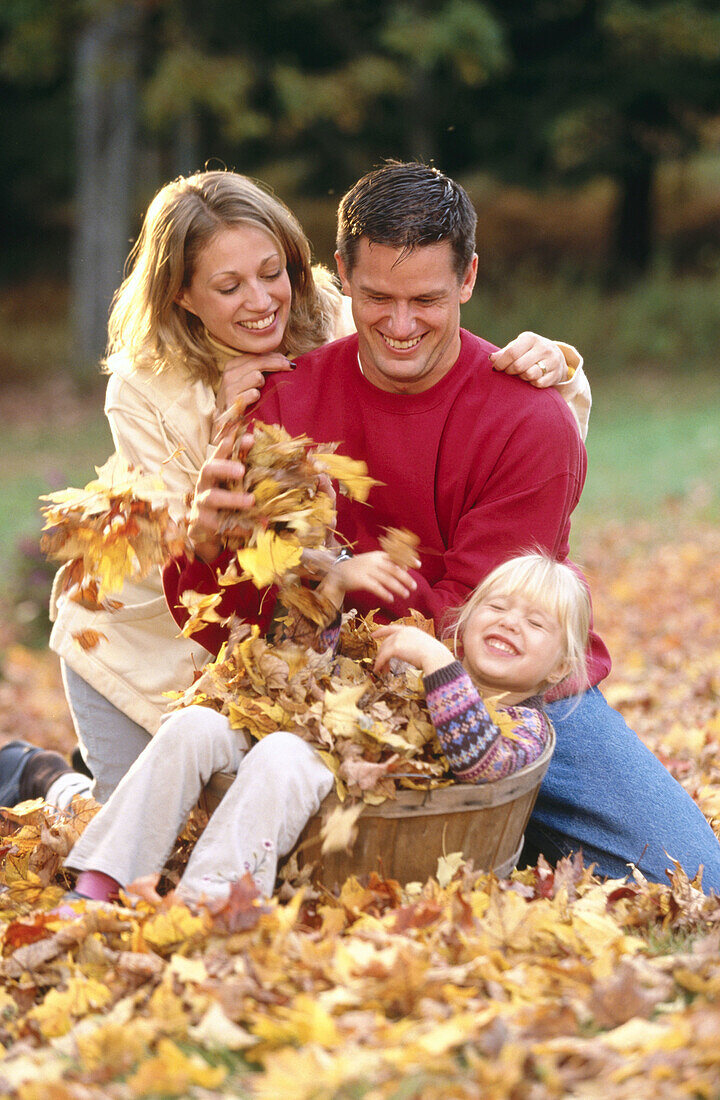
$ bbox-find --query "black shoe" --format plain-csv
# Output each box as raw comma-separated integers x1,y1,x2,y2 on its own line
0,741,43,808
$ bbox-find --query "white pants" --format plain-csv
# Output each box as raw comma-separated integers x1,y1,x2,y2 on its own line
67,705,334,899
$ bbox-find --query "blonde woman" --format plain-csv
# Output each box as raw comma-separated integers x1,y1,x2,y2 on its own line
46,170,590,801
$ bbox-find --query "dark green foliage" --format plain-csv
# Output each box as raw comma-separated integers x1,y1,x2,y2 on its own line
1,0,720,289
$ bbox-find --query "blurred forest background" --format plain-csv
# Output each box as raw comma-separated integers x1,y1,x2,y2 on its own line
1,0,720,644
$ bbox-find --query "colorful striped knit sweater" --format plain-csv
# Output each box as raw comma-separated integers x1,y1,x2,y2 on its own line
423,660,552,783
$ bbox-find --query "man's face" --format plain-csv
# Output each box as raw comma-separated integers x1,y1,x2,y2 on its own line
335,239,478,394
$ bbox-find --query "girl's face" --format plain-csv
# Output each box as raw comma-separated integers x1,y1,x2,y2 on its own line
461,590,567,703
177,223,292,354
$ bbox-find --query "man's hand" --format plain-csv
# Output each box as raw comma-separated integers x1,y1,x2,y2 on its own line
373,623,454,677
490,332,568,388
319,550,419,610
188,434,255,562
213,352,293,440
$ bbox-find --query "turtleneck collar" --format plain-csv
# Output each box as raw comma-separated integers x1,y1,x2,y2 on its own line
205,331,243,365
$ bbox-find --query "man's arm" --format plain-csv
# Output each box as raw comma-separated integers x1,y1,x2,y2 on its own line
162,429,277,655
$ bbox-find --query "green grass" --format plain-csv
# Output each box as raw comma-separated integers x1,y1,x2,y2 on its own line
574,369,720,544
0,402,112,580
461,264,720,376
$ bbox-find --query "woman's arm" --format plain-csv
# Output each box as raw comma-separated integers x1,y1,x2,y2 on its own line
105,374,204,506
490,333,592,441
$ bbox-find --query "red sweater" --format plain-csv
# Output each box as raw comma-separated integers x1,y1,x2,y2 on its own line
164,330,611,688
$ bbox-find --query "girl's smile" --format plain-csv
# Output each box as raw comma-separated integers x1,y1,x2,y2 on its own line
462,593,568,704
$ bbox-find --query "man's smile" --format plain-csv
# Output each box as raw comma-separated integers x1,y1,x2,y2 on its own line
380,333,424,351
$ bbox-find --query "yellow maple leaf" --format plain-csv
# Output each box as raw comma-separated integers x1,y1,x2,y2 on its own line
141,905,210,954
189,1001,258,1051
314,452,381,502
177,589,224,638
125,1037,226,1096
236,528,303,588
321,801,365,855
95,539,139,600
322,681,371,738
251,993,342,1048
148,978,190,1037
28,976,113,1038
76,1019,154,1074
436,851,466,887
227,696,288,738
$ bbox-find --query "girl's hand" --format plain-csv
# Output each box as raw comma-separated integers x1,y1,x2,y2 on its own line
214,352,293,438
318,550,418,610
373,623,454,677
489,332,568,388
188,433,255,561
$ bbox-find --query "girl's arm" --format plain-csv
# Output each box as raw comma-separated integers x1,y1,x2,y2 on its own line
423,660,551,782
490,332,591,441
317,550,419,612
373,624,551,783
279,550,420,655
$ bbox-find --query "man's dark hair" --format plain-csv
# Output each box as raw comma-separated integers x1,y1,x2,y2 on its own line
336,160,477,281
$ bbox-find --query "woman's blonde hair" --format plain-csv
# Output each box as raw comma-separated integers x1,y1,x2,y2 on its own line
105,170,343,384
449,552,591,694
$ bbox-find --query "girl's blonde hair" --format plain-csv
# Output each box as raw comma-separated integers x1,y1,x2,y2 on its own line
449,553,591,694
105,170,343,385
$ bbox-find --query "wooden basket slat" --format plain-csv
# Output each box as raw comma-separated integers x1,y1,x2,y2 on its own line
199,727,554,889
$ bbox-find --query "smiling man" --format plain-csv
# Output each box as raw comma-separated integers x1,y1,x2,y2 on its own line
335,237,477,393
166,161,720,892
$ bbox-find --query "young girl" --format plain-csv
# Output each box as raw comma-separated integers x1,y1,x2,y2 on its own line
44,168,590,802
65,551,589,903
374,553,591,783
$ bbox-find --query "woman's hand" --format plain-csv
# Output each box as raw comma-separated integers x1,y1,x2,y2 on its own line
188,433,255,562
213,352,293,439
318,550,419,610
374,623,454,677
490,332,568,388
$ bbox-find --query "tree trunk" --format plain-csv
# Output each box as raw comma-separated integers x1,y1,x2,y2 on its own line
71,6,141,372
612,149,656,280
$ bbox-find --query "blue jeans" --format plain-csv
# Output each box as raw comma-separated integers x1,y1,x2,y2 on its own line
522,688,720,894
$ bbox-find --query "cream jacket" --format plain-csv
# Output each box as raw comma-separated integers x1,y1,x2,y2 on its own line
49,310,589,735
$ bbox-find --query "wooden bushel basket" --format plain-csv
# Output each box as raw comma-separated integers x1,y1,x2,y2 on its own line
199,726,554,889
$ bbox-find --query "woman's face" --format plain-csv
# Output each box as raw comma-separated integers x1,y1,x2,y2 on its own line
177,223,292,353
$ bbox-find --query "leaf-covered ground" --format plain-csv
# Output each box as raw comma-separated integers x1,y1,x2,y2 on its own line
0,516,719,1099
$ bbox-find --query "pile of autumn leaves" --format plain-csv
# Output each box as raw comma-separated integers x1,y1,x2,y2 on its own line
0,802,719,1099
0,431,717,1097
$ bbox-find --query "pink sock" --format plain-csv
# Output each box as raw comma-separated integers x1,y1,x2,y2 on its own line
75,869,121,902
